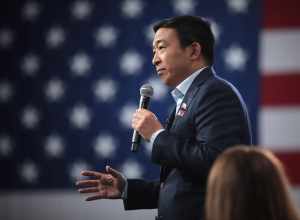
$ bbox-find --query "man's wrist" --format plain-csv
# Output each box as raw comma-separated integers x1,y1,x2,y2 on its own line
150,129,165,144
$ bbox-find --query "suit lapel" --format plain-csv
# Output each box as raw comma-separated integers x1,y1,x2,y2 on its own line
160,68,214,183
172,67,213,126
164,106,176,130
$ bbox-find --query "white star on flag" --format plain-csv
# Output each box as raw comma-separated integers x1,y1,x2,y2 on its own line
173,0,196,15
0,135,13,157
94,134,117,158
0,80,14,102
69,104,91,129
119,103,137,128
120,50,144,75
21,53,40,76
21,106,40,129
121,0,144,18
208,19,222,42
70,52,92,76
93,78,118,102
71,0,92,20
0,29,14,49
20,161,39,183
147,77,168,101
144,22,156,43
22,1,41,21
120,159,143,178
226,0,250,13
95,25,118,48
44,134,65,158
143,142,152,156
46,26,66,48
45,78,65,102
224,44,248,71
69,161,90,180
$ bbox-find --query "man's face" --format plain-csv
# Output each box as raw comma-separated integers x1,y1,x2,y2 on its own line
152,28,191,87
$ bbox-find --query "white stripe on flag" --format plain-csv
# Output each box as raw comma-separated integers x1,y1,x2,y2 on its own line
260,30,300,74
258,107,300,150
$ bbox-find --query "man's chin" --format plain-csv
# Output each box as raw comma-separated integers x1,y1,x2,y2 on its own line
160,78,175,87
158,75,168,85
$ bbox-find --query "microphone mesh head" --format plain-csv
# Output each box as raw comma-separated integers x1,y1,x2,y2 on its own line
140,84,154,97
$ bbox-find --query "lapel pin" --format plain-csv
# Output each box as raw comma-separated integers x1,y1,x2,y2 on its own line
177,102,187,117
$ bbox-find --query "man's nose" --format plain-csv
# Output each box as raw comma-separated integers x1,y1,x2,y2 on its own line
152,53,161,66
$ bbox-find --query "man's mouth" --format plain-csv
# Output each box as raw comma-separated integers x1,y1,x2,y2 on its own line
156,68,166,75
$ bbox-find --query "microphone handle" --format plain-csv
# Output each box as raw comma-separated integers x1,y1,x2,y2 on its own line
139,95,150,109
131,96,150,152
131,130,141,152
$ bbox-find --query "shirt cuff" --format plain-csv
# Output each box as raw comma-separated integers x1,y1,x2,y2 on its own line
150,129,165,145
121,174,128,199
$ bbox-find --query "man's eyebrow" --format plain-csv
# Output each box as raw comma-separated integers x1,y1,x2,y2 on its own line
152,40,165,49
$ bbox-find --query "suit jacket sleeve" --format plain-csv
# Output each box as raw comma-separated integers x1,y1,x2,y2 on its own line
123,179,160,210
152,80,251,179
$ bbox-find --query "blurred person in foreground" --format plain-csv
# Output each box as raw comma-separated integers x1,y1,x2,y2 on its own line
76,15,252,220
205,146,300,220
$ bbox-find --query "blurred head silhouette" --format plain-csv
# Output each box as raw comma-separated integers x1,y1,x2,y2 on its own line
205,146,300,220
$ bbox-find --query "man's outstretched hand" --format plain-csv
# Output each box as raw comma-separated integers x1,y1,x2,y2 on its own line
76,166,126,201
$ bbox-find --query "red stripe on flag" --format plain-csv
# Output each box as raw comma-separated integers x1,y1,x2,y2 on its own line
261,73,300,106
263,0,300,28
275,152,300,185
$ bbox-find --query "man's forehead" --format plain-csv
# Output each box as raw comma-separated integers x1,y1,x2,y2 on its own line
152,28,177,46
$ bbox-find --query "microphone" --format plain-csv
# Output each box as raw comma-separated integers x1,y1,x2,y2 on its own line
131,84,154,152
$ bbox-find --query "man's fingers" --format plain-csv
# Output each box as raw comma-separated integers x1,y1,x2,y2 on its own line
80,170,102,177
86,195,103,201
76,180,99,187
78,187,99,194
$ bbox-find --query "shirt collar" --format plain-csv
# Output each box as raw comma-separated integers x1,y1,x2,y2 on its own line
171,66,208,101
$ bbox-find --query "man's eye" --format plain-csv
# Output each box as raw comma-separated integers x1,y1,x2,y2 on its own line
158,46,165,50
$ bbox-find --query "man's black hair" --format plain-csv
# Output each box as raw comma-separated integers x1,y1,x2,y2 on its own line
153,16,215,65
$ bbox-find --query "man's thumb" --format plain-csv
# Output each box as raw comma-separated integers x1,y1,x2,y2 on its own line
106,166,121,178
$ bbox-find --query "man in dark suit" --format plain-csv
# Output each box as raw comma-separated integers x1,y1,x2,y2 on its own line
76,16,252,220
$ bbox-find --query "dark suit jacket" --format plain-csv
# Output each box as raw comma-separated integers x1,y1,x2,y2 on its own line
123,67,252,220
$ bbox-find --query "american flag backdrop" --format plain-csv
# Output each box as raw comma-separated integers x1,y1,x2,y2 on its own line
259,0,300,185
0,0,299,219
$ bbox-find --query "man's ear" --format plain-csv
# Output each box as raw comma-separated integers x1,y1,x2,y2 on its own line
189,42,202,60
